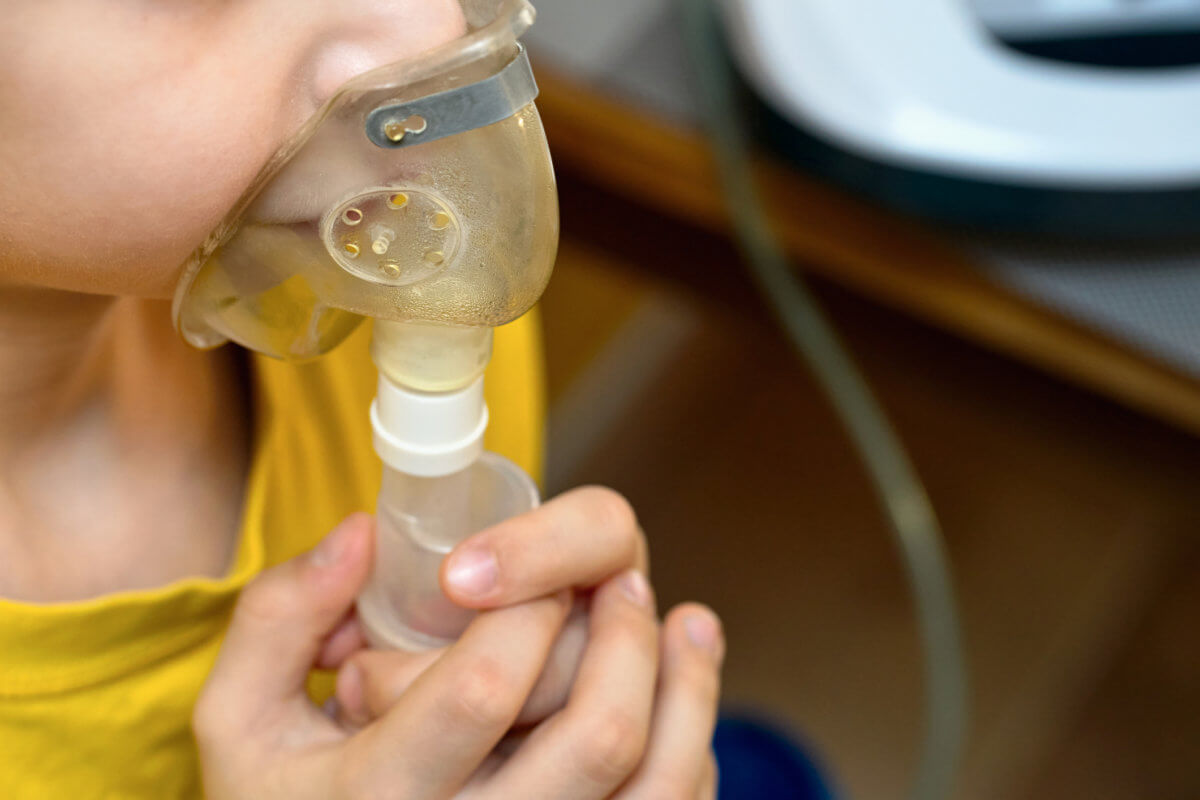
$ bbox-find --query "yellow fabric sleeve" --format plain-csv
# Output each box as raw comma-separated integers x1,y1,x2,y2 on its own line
0,310,544,799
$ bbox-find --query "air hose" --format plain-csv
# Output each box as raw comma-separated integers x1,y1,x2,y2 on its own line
681,3,969,798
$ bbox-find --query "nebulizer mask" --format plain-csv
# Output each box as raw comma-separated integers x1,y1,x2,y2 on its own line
173,0,557,650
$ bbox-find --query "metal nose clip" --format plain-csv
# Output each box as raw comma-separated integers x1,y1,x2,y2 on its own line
365,45,538,149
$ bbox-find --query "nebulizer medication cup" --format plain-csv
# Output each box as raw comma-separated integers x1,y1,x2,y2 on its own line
359,431,541,649
171,1,558,651
360,320,542,650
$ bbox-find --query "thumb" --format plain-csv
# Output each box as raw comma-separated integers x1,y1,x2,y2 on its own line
202,513,374,725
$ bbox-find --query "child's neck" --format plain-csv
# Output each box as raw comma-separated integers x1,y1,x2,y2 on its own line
0,289,250,602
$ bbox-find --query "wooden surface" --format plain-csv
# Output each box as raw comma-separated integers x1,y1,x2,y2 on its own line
536,67,1200,799
541,220,1200,800
534,68,1200,439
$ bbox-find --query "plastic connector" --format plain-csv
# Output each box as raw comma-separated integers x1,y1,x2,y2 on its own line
370,374,488,478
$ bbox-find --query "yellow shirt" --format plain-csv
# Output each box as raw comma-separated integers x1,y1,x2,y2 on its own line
0,314,544,799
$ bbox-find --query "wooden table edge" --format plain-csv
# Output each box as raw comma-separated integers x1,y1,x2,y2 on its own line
535,68,1200,438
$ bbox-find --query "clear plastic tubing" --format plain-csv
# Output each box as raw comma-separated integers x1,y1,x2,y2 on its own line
356,319,540,651
358,452,539,650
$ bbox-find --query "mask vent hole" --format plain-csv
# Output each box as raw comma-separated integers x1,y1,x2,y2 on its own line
322,188,459,287
384,115,428,143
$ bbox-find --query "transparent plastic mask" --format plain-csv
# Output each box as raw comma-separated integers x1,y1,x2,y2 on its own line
172,0,558,361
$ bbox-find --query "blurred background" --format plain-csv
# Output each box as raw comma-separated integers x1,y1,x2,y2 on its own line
523,1,1200,799
523,1,1200,800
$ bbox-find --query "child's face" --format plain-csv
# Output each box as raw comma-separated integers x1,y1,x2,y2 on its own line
0,0,466,299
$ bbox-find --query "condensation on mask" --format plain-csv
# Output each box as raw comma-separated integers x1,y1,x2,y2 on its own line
172,0,558,361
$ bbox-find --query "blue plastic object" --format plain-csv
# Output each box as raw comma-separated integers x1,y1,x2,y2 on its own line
712,715,837,800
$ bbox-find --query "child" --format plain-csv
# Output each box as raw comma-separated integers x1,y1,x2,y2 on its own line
0,1,723,797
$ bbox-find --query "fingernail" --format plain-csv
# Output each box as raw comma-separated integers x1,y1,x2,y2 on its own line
619,569,653,608
684,610,724,661
336,662,367,726
445,547,499,597
311,518,357,568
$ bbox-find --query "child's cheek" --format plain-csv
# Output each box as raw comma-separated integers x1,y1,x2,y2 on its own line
0,14,276,295
0,0,470,298
0,77,283,297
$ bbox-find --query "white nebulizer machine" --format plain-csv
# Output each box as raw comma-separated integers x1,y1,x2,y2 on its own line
172,0,558,651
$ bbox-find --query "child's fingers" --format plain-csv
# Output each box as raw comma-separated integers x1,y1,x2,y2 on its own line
699,753,719,800
341,595,591,730
334,646,443,728
441,486,648,609
196,514,374,735
513,595,589,726
618,604,724,798
339,591,572,800
476,570,660,799
315,610,368,670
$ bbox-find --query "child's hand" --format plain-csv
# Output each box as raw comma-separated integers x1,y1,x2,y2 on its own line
338,486,664,726
195,497,723,798
335,487,724,791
